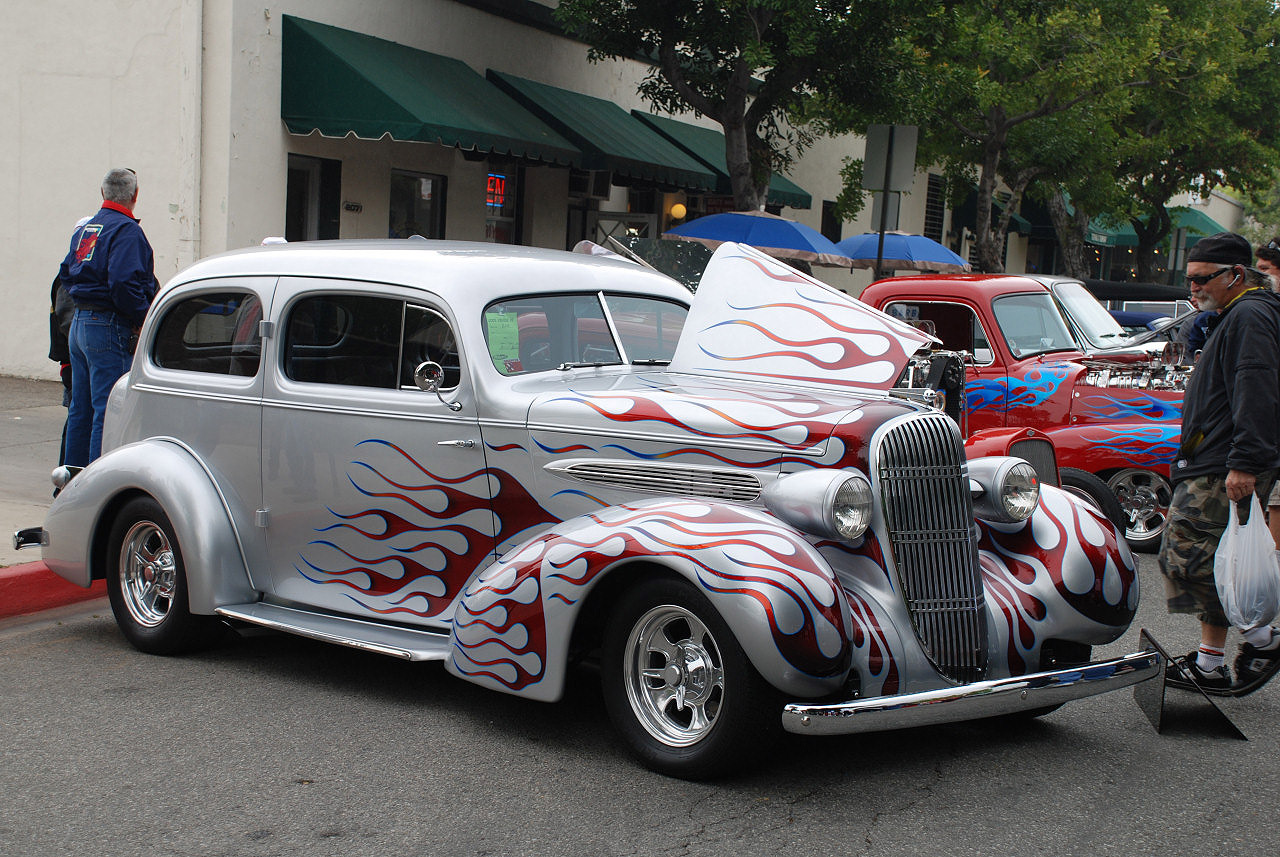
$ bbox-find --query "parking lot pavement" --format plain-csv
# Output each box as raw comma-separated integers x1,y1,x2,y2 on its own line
0,375,80,614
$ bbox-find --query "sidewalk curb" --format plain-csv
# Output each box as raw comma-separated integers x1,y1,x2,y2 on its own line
0,561,106,619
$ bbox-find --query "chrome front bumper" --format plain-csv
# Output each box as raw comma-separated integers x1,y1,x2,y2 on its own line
782,649,1161,736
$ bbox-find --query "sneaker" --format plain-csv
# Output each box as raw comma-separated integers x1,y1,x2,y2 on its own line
1165,651,1233,695
1232,629,1280,696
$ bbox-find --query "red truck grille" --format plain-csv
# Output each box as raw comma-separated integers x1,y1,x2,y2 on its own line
873,412,987,685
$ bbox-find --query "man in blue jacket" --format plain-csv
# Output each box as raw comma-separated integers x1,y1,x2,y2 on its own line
60,168,158,466
1160,232,1280,695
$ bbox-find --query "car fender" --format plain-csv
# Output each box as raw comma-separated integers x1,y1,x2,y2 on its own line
41,438,256,613
446,498,855,703
977,483,1139,673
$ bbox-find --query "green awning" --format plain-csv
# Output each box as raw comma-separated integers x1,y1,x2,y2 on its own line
1086,207,1227,248
486,71,717,192
631,112,813,209
281,16,579,165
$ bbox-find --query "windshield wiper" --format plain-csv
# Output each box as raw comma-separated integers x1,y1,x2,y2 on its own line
556,361,624,371
630,358,671,366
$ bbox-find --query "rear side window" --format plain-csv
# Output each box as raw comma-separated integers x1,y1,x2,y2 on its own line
152,292,263,376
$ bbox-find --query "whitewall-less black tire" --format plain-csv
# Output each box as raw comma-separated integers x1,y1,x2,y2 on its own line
106,496,220,655
601,577,780,780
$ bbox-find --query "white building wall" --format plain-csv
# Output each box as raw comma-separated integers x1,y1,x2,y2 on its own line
2,0,195,379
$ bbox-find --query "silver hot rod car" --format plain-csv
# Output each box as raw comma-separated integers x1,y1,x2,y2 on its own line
16,239,1159,778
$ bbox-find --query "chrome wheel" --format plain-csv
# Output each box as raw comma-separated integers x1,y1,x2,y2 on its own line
118,520,177,627
623,604,725,748
1107,468,1172,550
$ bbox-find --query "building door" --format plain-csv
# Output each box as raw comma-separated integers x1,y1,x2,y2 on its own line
285,154,341,241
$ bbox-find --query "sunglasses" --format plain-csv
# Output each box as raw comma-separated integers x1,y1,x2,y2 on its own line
1185,266,1235,286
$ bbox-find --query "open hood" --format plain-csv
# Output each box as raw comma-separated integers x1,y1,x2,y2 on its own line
668,242,937,391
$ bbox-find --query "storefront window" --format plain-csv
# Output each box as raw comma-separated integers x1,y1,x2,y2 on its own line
389,170,446,239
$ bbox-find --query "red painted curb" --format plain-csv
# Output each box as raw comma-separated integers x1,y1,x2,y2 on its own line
0,561,107,619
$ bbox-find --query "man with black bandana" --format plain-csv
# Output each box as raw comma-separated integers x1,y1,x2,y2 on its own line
1160,232,1280,695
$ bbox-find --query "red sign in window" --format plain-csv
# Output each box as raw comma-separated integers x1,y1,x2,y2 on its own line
487,174,506,208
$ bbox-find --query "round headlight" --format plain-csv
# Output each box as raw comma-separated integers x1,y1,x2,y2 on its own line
762,469,875,542
999,461,1040,521
832,475,873,539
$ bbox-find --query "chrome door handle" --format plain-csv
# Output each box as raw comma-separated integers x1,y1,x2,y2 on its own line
437,439,476,449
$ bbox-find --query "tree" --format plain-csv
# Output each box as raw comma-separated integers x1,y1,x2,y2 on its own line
554,0,926,212
899,1,1164,272
1107,0,1280,281
1241,167,1280,245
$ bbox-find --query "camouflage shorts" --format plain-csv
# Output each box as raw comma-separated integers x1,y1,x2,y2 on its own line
1158,472,1276,627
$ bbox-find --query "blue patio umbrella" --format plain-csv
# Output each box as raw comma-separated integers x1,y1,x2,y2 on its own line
663,210,853,267
836,231,972,273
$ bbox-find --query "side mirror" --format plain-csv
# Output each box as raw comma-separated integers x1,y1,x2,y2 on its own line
413,361,462,411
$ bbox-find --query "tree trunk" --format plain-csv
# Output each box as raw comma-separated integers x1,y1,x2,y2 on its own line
723,121,769,211
1046,191,1093,279
973,129,1007,273
1132,207,1172,282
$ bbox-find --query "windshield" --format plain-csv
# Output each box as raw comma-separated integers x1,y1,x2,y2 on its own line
482,292,688,375
991,292,1078,359
1052,281,1133,349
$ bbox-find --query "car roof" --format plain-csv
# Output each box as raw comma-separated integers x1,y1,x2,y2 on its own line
861,273,1054,302
164,239,693,313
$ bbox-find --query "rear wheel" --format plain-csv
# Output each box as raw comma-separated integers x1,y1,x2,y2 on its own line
106,497,220,655
1059,468,1127,532
1106,468,1172,553
601,577,779,779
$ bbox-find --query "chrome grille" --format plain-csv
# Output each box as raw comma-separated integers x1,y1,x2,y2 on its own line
1009,437,1059,487
874,412,987,684
544,460,762,502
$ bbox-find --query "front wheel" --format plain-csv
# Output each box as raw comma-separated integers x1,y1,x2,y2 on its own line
106,496,221,655
1059,468,1127,532
1106,468,1172,553
601,577,780,779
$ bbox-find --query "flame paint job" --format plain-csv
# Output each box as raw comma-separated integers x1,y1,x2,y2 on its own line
977,486,1138,672
296,439,556,618
1076,392,1183,422
669,245,933,389
965,367,1072,412
449,500,855,701
1058,425,1182,468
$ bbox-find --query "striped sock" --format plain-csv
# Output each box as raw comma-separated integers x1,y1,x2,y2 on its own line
1196,644,1225,671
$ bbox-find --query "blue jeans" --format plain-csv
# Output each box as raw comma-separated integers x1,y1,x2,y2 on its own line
66,308,134,466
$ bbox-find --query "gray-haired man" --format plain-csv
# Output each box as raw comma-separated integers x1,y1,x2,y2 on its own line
60,168,158,466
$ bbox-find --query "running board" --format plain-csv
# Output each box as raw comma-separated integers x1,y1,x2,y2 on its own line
216,602,452,662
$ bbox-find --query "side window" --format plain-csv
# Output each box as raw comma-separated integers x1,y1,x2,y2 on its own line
283,294,400,388
152,292,263,377
401,305,460,390
885,301,993,365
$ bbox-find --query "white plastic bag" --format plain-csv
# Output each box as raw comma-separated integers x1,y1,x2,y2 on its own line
1214,495,1280,630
